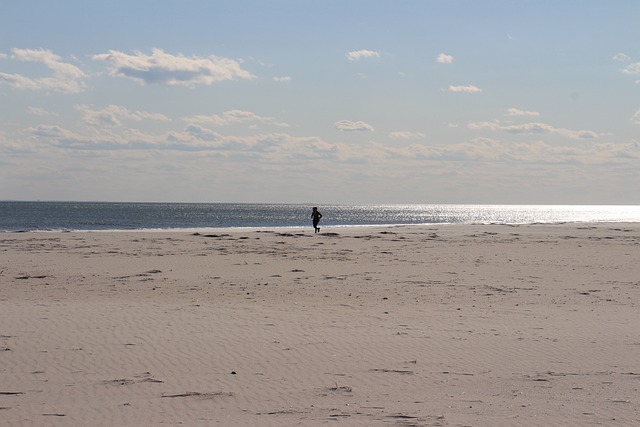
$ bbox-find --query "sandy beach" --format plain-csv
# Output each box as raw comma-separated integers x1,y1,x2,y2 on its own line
1,223,639,426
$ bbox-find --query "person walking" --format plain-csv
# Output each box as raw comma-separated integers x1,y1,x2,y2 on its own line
311,207,322,233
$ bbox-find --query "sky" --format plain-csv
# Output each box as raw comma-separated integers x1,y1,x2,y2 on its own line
1,0,639,205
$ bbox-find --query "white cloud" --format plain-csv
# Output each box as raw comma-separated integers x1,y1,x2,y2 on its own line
32,124,67,139
266,134,338,161
186,109,288,128
92,48,255,87
33,122,332,157
388,131,425,140
334,120,375,132
31,124,115,150
468,121,599,139
346,50,380,61
505,108,540,117
183,124,223,143
0,48,86,93
0,130,39,155
23,116,640,168
376,137,640,165
0,52,7,60
436,53,454,64
27,106,57,117
613,53,631,62
632,108,640,124
77,104,170,127
31,122,171,151
273,76,291,82
132,110,170,122
622,62,640,74
448,85,482,93
168,130,349,160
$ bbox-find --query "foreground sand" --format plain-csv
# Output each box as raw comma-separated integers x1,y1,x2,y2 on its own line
1,223,639,426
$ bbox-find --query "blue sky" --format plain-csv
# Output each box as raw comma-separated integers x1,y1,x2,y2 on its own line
1,1,639,204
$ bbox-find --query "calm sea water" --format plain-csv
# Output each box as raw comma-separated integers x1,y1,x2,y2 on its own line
1,201,639,232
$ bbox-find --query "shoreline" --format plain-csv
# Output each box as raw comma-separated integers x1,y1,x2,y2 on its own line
3,219,640,234
2,223,639,425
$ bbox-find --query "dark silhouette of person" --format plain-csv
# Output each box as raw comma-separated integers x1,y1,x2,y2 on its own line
311,207,322,233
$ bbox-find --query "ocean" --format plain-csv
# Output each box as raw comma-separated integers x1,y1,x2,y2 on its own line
1,201,640,232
